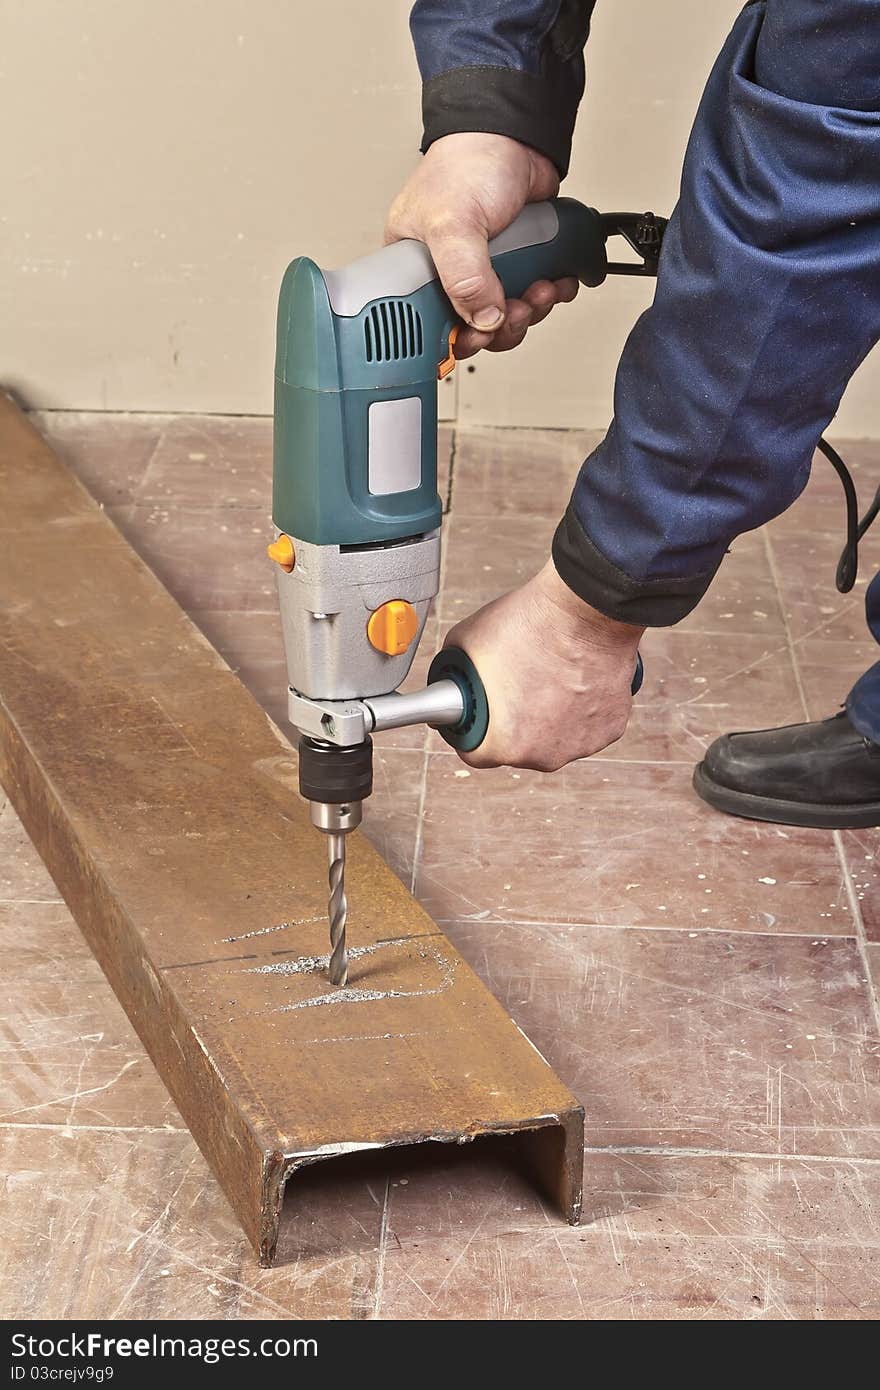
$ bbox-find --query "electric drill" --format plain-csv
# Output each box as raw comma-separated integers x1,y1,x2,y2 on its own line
269,200,662,986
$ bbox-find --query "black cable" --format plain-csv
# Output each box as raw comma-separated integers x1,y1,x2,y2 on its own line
818,436,861,592
817,436,880,594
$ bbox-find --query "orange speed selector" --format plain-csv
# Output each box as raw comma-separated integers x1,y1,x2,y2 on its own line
437,325,459,381
367,600,419,656
267,534,296,572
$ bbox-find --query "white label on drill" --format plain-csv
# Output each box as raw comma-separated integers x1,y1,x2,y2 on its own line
368,397,422,496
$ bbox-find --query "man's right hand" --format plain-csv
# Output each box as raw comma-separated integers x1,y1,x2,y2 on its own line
385,133,580,359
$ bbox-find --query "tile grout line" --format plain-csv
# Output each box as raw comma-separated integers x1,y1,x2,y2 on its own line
835,827,880,1035
421,746,699,765
7,1122,880,1167
583,1143,880,1166
435,917,857,940
0,1121,188,1134
442,420,457,517
408,744,431,899
370,1177,392,1320
131,423,167,498
30,409,868,451
0,898,64,905
765,526,880,1034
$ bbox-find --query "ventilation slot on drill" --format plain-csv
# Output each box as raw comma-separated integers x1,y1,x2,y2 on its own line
364,301,423,363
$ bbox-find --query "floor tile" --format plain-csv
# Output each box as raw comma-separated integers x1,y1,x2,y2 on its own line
770,438,880,538
0,1126,383,1319
838,827,880,943
361,747,425,889
31,411,163,505
437,421,453,506
746,440,880,652
616,629,804,762
187,608,287,717
438,512,557,623
415,757,853,934
792,636,875,722
110,504,276,611
0,900,91,976
138,415,272,509
0,795,62,903
449,425,602,521
0,899,179,1131
441,921,880,1158
767,533,875,646
439,496,783,641
378,1148,880,1319
868,944,880,1010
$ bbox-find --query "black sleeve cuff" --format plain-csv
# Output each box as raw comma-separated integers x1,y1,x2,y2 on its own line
551,502,720,627
420,61,584,178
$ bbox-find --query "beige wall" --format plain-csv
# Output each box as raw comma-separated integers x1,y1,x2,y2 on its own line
2,0,878,435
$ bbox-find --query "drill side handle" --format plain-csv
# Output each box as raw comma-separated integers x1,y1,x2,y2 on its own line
427,647,645,755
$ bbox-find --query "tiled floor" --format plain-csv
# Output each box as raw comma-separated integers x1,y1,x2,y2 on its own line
2,411,880,1319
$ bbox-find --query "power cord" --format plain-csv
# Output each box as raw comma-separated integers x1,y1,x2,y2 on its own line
817,436,880,593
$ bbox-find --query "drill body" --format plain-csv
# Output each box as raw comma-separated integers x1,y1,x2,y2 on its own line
270,200,659,983
272,200,607,705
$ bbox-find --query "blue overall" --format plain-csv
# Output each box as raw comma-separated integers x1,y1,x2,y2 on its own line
411,1,880,736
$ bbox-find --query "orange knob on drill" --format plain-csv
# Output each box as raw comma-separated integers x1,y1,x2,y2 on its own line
267,534,296,572
437,325,459,381
367,600,418,656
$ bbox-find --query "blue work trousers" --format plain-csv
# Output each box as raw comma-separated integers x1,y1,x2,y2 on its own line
561,1,880,641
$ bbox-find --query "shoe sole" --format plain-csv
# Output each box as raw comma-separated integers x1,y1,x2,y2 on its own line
692,762,880,829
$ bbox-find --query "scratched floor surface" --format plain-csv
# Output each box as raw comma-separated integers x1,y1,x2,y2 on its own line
2,412,880,1320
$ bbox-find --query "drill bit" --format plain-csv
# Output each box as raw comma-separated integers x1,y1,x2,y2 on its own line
327,831,349,987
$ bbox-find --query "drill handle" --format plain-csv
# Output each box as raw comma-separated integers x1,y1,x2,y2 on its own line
481,198,608,302
427,648,644,755
273,198,666,549
321,198,608,343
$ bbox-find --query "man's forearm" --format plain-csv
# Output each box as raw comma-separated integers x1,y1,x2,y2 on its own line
410,1,596,177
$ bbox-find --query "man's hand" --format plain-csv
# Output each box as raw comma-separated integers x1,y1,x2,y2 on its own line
385,133,579,358
443,560,644,771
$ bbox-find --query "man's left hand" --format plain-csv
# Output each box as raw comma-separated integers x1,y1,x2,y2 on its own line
442,560,644,771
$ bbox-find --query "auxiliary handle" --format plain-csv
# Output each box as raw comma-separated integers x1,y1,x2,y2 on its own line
427,648,645,755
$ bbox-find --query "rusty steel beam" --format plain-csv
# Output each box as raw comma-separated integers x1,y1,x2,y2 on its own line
0,395,583,1265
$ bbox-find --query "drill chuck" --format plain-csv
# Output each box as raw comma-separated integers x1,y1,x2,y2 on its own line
297,735,373,990
297,734,373,806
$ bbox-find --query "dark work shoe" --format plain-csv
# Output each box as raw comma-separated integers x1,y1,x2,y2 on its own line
693,710,880,829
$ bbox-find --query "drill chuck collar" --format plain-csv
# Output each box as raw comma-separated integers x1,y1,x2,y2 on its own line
298,734,374,807
295,649,488,813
